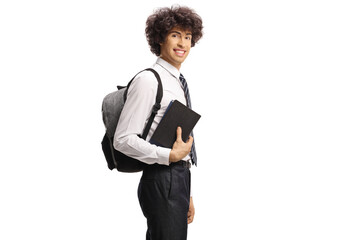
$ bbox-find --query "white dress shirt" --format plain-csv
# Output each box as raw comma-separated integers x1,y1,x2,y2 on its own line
113,57,191,166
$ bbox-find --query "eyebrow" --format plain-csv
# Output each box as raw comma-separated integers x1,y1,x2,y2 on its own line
169,31,192,36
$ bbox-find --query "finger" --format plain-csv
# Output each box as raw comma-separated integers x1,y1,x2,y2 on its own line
176,127,182,141
187,209,194,224
187,215,193,224
186,135,194,145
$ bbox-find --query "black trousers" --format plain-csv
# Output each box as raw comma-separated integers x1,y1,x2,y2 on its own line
138,161,191,240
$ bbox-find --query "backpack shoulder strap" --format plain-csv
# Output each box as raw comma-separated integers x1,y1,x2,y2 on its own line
141,68,163,139
123,68,163,140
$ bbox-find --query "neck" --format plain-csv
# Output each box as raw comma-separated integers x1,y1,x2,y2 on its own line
160,56,181,70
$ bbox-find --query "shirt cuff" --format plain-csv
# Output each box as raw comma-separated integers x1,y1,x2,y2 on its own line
156,147,171,166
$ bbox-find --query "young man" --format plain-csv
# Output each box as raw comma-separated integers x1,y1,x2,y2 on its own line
113,5,203,240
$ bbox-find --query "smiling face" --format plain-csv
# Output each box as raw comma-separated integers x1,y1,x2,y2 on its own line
159,27,192,70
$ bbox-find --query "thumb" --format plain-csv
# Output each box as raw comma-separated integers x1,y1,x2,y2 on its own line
176,127,183,142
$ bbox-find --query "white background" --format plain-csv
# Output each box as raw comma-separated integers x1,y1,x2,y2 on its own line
1,0,359,239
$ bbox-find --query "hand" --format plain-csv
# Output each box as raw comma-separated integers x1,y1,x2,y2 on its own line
169,127,193,163
188,197,195,224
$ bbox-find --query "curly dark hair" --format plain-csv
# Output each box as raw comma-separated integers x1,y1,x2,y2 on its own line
145,5,203,56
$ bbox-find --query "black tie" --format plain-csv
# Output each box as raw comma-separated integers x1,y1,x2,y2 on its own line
179,73,197,166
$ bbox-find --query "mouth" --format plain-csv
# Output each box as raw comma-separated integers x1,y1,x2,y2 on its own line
174,49,186,57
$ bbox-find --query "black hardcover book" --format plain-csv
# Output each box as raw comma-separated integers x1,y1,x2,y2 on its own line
150,100,201,148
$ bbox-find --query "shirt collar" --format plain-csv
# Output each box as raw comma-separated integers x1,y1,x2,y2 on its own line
156,57,181,79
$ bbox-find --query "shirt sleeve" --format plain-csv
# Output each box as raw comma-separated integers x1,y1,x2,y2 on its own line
113,71,171,166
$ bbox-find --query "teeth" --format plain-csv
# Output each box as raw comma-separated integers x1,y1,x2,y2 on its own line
175,50,184,53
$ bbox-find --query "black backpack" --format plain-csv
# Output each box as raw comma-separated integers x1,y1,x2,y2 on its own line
101,68,163,172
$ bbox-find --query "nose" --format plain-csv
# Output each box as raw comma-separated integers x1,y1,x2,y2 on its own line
177,37,184,48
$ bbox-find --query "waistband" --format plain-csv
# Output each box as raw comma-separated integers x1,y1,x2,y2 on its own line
170,160,191,169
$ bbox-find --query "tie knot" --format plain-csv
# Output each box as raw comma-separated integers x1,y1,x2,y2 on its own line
179,73,185,81
179,73,187,87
